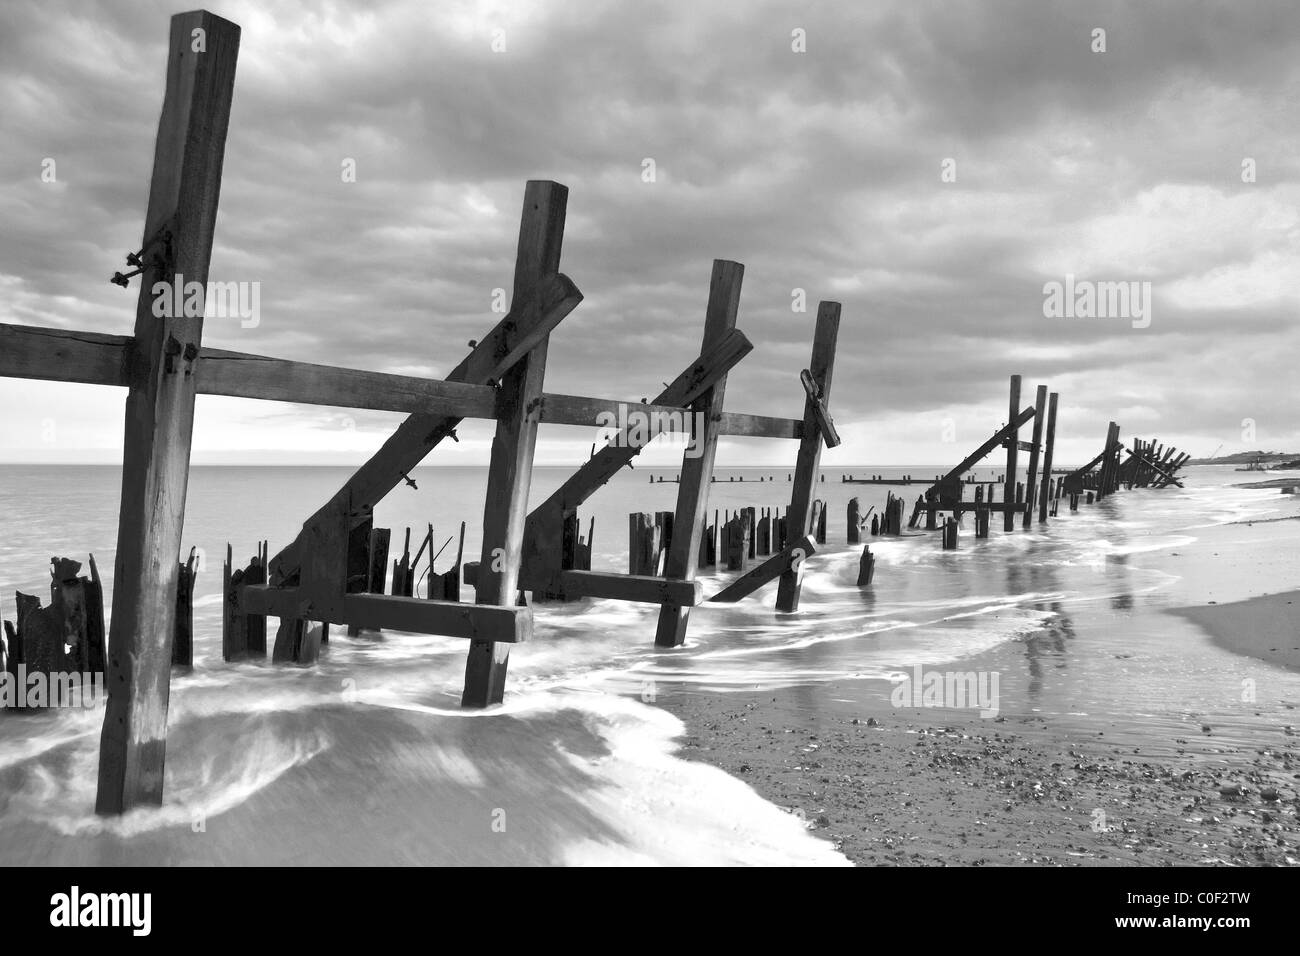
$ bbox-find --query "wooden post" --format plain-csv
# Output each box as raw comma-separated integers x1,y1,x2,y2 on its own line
97,11,240,815
776,302,840,612
725,515,750,571
1022,384,1047,529
463,180,565,707
654,260,743,647
172,548,197,666
1003,374,1021,532
1037,392,1058,523
857,546,875,585
847,497,860,544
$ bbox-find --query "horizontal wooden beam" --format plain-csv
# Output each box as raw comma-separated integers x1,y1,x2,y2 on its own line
198,348,499,416
709,535,815,603
0,325,800,443
466,562,702,606
553,570,701,605
716,412,803,440
238,586,530,643
0,324,130,385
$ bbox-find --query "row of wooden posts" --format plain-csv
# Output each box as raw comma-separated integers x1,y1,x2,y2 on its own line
0,11,1183,815
652,474,829,483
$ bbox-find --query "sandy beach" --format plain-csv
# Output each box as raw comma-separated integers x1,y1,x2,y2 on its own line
659,677,1300,867
658,479,1300,866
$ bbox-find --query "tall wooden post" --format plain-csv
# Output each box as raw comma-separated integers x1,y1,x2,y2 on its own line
1037,392,1058,523
462,181,566,707
96,11,240,815
775,302,840,612
1022,384,1047,528
1003,375,1021,532
1098,421,1118,498
655,261,743,647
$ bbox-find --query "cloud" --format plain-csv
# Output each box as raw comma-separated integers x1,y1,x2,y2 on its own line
1,0,1299,468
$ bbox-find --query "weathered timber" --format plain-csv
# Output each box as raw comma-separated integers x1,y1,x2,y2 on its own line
98,11,241,815
1037,392,1059,523
1022,385,1047,528
1003,375,1022,532
709,535,817,603
464,180,565,708
242,588,530,644
776,302,840,612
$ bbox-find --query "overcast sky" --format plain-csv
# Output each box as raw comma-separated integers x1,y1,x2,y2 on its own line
2,0,1297,467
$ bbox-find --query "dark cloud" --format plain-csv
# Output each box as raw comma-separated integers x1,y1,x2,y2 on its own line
2,0,1298,466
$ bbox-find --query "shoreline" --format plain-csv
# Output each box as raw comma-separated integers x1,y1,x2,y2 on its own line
657,676,1300,866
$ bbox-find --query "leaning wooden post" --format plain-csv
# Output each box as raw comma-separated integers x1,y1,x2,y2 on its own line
1021,384,1047,529
1037,392,1058,523
462,180,565,707
96,11,240,815
654,260,743,647
775,302,840,612
1003,374,1021,532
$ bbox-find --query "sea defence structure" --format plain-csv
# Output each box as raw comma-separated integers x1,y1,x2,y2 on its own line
0,11,1186,814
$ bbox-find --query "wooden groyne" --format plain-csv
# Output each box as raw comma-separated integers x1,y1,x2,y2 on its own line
0,10,1187,814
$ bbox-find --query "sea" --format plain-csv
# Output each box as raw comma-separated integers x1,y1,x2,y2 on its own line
1,462,1298,864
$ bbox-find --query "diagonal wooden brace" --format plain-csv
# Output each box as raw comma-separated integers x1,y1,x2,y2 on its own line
709,535,817,603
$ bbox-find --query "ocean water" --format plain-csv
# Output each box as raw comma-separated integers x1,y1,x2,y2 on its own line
0,462,1297,864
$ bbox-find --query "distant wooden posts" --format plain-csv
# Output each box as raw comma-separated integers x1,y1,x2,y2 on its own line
95,10,241,815
172,548,198,666
877,492,904,536
1037,392,1059,523
1021,385,1047,529
1003,375,1021,532
776,302,841,613
847,497,861,544
464,180,566,708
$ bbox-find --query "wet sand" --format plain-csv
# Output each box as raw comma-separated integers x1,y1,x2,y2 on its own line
1173,592,1300,673
659,683,1299,866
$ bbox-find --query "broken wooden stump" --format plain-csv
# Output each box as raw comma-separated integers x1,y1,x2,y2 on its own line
439,521,467,601
942,517,958,550
857,545,875,586
1,557,108,710
223,543,268,661
725,514,750,571
847,497,861,544
811,499,826,545
172,548,198,666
